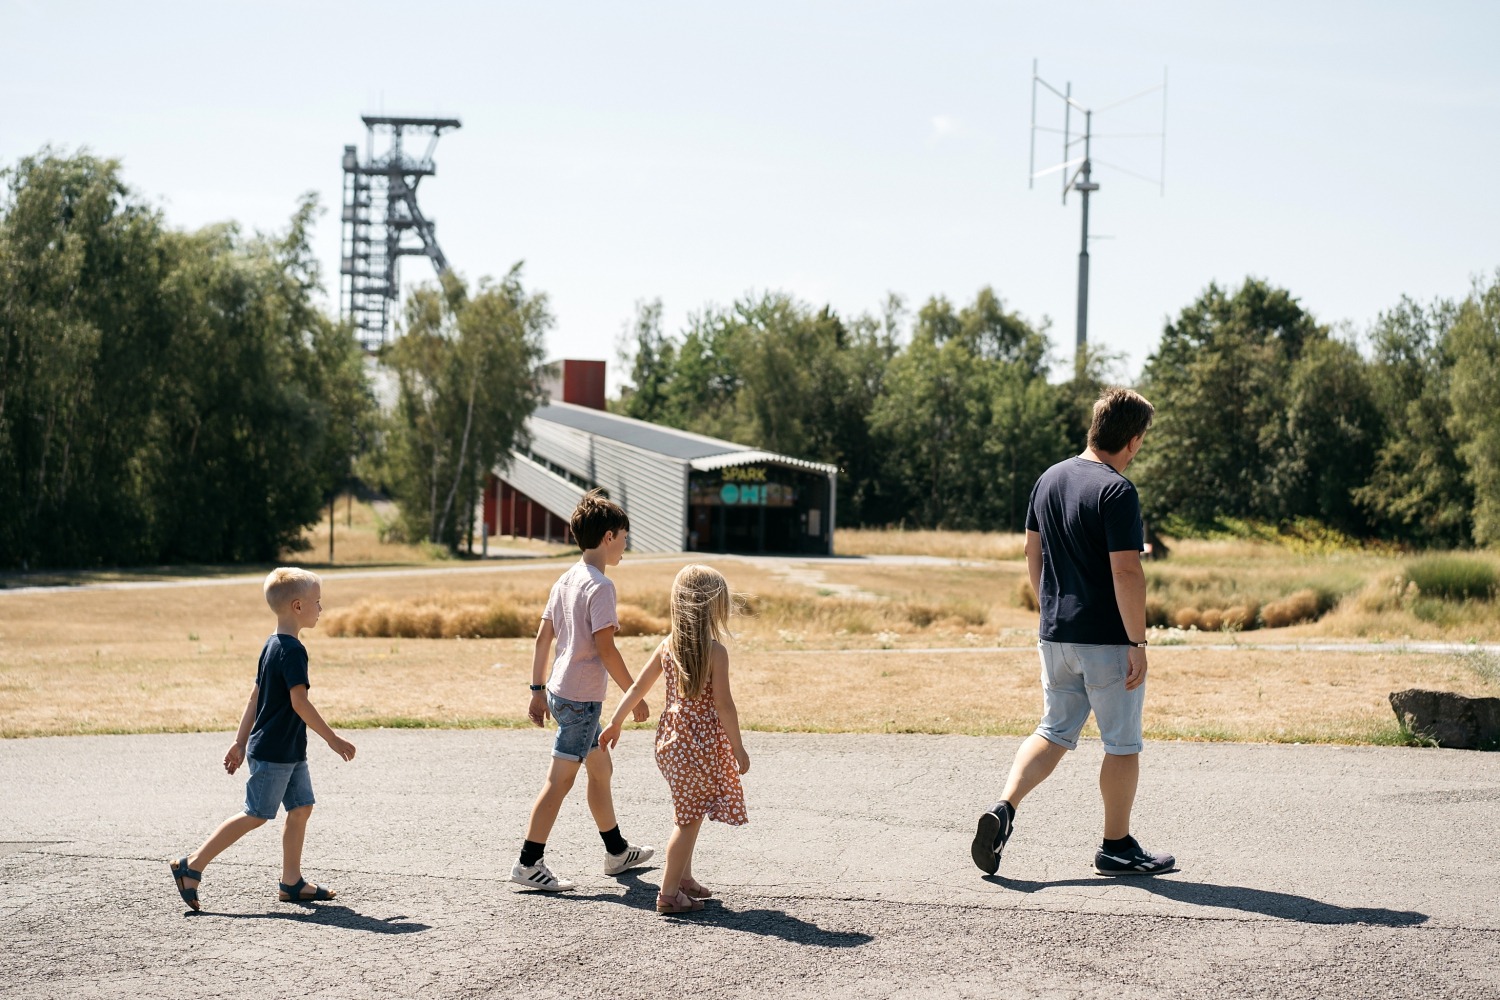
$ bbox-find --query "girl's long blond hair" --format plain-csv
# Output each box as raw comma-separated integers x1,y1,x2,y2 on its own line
667,564,731,700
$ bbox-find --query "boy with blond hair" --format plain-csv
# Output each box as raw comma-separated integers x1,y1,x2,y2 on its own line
511,490,654,891
169,567,356,910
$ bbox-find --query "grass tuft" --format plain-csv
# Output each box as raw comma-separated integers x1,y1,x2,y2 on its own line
1405,556,1498,602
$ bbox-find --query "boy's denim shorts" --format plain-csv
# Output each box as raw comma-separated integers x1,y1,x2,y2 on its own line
1034,640,1145,756
244,756,316,820
548,692,603,762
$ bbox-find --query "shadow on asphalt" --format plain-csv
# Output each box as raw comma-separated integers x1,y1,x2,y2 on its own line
532,869,874,948
985,875,1429,927
190,903,431,934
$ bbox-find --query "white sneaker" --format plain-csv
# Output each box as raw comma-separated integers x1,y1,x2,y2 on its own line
511,861,576,892
603,844,655,875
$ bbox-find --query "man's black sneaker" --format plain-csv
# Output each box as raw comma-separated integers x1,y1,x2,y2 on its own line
970,804,1014,875
1093,836,1176,876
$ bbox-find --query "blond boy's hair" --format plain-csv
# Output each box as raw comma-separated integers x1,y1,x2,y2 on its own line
667,564,731,701
264,567,320,612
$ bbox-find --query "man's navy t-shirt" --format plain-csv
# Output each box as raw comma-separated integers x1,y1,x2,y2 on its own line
1025,457,1145,645
246,634,310,763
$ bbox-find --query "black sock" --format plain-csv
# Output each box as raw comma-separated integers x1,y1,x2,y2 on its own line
1102,836,1135,853
600,825,628,855
519,839,545,867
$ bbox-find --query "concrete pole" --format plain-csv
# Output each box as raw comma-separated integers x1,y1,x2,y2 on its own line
1074,110,1097,378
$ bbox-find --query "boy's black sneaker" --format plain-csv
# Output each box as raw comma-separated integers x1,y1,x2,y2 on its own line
970,803,1014,875
1093,836,1176,876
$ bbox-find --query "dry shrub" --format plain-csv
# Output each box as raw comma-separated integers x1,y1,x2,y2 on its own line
617,603,669,636
902,601,985,628
1222,603,1259,631
903,602,943,628
322,596,537,639
1015,578,1039,611
1174,607,1201,630
1261,589,1322,628
1198,608,1224,632
1145,597,1171,628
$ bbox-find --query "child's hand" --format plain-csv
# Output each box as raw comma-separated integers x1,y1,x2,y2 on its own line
527,691,549,728
224,742,245,775
631,699,651,723
327,735,357,761
734,747,750,775
600,723,622,750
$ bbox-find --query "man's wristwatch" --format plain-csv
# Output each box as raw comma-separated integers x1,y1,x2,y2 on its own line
1128,639,1148,648
529,684,545,692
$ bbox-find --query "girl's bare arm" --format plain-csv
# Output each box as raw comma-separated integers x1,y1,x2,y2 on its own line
710,643,749,773
601,645,664,747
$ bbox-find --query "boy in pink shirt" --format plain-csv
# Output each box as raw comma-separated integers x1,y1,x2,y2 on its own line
511,490,654,891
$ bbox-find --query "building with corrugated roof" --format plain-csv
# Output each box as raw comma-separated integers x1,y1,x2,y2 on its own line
482,360,837,555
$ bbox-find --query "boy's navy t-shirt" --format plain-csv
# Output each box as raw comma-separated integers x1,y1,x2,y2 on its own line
246,634,310,763
1025,457,1145,646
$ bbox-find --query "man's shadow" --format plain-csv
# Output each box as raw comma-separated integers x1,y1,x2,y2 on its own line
527,869,873,948
984,875,1428,927
188,903,430,935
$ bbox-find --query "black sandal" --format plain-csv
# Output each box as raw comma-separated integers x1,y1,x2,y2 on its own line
170,856,203,911
278,877,335,903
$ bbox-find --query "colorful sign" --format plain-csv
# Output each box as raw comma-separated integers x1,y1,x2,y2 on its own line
720,483,768,505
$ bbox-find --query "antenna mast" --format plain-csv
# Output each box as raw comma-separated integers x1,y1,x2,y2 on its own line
1029,61,1166,374
340,115,462,351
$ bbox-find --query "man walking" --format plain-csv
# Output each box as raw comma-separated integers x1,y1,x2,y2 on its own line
972,388,1176,877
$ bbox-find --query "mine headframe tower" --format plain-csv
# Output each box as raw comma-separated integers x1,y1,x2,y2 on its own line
340,115,462,351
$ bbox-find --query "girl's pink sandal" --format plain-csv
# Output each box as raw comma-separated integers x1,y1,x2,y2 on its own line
680,878,713,900
656,889,705,914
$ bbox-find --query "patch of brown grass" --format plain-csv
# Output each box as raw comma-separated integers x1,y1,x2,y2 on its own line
835,528,1026,561
6,547,1500,742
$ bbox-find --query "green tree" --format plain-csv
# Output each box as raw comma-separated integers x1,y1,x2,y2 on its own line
1135,279,1324,526
1447,273,1500,545
870,288,1063,530
1352,296,1472,545
0,152,373,568
384,267,548,549
0,151,170,566
614,298,674,423
148,197,374,562
1262,335,1383,533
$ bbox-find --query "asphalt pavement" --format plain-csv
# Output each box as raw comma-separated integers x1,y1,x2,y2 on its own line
2,729,1497,999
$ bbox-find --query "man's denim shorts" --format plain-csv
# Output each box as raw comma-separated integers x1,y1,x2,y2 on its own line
244,757,316,820
548,692,603,762
1034,640,1145,755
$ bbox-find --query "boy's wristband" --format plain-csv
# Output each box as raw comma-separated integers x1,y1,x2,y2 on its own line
529,684,545,692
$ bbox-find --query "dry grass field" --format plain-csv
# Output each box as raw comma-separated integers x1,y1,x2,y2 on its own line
4,539,1497,744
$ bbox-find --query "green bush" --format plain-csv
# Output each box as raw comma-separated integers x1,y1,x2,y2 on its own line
1405,557,1498,602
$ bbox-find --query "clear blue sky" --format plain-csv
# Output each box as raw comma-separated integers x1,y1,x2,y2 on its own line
4,1,1496,384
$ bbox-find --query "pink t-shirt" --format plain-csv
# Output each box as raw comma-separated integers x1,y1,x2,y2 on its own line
542,561,619,703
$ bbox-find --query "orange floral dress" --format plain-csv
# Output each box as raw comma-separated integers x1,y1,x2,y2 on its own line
654,647,748,828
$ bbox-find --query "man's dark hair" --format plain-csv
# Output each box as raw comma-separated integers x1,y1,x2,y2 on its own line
570,488,629,551
1087,388,1155,454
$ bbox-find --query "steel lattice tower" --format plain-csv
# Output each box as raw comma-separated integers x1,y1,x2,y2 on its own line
340,115,462,350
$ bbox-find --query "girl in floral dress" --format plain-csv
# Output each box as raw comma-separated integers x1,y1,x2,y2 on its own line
601,564,749,914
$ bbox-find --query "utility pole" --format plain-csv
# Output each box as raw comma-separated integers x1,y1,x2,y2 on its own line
1030,62,1166,375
